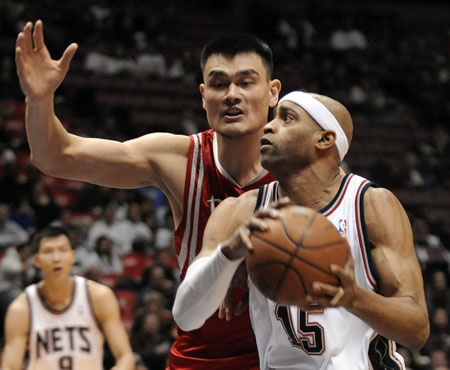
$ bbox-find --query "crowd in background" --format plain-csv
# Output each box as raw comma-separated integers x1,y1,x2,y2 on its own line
0,1,450,369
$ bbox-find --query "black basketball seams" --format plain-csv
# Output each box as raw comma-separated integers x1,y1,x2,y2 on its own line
248,259,308,300
250,233,341,279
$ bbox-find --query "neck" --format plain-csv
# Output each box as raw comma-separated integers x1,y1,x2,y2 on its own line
215,131,266,186
39,276,74,310
278,165,343,211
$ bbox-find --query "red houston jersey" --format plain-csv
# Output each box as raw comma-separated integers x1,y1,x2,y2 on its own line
169,129,275,370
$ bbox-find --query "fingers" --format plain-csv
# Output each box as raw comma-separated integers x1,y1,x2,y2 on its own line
33,20,45,50
330,287,344,306
234,293,249,316
218,286,234,321
272,197,292,208
59,43,78,72
23,21,34,53
254,206,281,220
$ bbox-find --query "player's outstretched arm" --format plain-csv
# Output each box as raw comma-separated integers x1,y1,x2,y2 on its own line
89,281,135,370
312,187,429,350
2,294,30,370
16,21,190,195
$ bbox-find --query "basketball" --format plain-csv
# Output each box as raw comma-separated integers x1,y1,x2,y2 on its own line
246,205,349,308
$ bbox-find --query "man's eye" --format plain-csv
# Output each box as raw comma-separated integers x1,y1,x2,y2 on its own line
239,81,253,87
211,81,226,88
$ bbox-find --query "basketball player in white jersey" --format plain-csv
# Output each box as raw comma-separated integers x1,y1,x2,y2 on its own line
2,226,135,370
173,91,430,369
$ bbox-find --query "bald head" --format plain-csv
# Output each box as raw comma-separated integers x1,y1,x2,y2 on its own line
309,93,353,146
278,91,353,161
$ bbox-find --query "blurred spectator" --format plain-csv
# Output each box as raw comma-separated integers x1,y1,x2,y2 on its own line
87,202,120,250
426,270,450,313
154,210,174,251
0,202,29,250
179,108,200,135
135,290,172,328
113,202,153,255
84,42,136,76
85,235,123,275
0,241,34,297
29,179,61,230
425,307,450,354
9,198,35,233
412,216,449,271
112,189,131,221
329,17,368,51
131,312,171,370
134,32,167,79
137,263,176,310
0,241,34,342
429,347,449,370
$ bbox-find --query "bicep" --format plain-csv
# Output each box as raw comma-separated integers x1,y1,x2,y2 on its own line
365,188,425,302
63,132,189,189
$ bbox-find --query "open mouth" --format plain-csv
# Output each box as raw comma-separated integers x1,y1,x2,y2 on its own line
222,107,243,121
260,137,273,152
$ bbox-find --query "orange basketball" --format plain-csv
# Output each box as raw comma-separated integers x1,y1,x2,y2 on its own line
246,205,349,308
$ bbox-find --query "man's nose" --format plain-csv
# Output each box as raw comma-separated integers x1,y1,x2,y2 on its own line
224,83,241,105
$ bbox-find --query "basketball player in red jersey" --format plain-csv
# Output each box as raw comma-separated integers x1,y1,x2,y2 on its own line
16,20,281,369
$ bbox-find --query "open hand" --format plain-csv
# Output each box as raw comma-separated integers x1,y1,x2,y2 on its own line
15,20,78,101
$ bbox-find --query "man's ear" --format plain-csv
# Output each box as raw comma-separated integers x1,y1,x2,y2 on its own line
269,79,281,108
315,130,336,151
199,83,206,110
34,254,40,269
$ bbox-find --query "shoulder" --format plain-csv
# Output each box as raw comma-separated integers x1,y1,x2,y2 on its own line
86,279,120,322
7,292,29,316
86,278,115,302
5,293,30,331
363,187,412,243
364,187,404,218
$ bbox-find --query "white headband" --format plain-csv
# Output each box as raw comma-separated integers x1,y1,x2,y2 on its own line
278,91,349,161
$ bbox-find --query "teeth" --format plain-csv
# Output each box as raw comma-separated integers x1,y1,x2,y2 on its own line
225,109,241,115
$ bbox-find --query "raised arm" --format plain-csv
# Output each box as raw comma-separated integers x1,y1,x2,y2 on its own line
313,187,429,350
89,281,135,370
15,21,189,203
2,294,30,370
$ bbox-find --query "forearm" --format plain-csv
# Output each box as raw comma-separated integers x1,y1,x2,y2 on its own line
111,352,135,370
173,246,244,331
349,286,429,349
25,96,71,174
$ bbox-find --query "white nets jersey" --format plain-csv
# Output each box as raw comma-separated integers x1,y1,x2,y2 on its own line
251,174,405,370
26,276,105,370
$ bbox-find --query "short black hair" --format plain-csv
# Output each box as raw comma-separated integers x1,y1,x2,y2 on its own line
200,34,273,78
32,225,72,252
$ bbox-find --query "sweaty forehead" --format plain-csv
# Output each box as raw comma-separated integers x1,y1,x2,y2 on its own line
203,53,267,79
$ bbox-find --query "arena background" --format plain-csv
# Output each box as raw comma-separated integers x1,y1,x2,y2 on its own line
0,0,450,368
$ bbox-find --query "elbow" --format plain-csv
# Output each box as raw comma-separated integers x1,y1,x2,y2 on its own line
30,152,65,177
411,320,430,351
30,153,53,174
402,317,430,351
